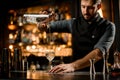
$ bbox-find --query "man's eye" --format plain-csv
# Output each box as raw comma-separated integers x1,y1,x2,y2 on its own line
81,5,85,8
88,6,94,9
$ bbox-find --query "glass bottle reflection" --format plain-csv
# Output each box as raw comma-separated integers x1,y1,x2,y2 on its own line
109,51,120,77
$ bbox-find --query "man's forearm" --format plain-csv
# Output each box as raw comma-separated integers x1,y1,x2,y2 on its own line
71,48,103,71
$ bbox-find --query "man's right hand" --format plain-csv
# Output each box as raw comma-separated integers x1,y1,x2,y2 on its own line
38,22,48,32
38,11,56,32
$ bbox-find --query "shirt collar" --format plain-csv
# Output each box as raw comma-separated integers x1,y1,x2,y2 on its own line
88,13,101,24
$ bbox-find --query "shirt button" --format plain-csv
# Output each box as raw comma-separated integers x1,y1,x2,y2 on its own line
92,35,95,38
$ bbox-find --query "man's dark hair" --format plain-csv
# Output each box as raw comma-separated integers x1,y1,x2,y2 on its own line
91,0,102,4
94,0,101,4
81,0,101,4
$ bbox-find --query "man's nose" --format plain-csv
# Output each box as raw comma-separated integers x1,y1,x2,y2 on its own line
84,7,89,14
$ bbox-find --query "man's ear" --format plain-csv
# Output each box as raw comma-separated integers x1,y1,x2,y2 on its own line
97,3,101,10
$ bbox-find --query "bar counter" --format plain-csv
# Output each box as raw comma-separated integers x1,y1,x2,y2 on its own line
0,70,120,80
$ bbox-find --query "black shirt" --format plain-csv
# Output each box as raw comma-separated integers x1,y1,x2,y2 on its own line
49,13,116,71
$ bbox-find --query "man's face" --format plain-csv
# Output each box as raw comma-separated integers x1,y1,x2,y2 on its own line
81,0,100,21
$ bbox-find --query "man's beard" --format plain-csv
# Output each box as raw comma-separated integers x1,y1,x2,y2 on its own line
83,14,91,21
83,14,96,22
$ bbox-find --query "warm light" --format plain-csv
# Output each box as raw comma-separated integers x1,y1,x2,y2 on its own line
67,41,72,46
8,24,17,30
26,46,31,51
8,21,17,30
32,35,36,41
60,44,66,48
18,22,23,26
65,13,71,20
18,42,23,46
9,45,13,50
98,8,103,17
43,32,47,39
23,23,37,31
9,33,14,39
32,45,36,49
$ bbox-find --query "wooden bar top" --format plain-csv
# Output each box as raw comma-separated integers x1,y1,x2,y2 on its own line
0,70,120,80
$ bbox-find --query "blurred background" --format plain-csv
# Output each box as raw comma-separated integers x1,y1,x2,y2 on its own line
0,0,120,70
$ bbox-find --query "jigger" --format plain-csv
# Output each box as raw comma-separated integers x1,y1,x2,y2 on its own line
89,59,96,75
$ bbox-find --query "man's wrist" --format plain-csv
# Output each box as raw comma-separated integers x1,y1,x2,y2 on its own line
47,24,50,29
71,62,77,71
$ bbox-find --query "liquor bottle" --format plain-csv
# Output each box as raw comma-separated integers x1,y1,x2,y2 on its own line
22,56,28,71
13,48,22,71
110,51,120,76
1,48,12,78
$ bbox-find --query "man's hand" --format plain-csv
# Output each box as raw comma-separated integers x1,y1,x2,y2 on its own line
38,10,56,32
49,48,103,74
38,22,48,32
49,63,75,73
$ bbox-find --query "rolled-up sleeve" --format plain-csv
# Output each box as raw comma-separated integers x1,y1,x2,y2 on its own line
94,22,116,55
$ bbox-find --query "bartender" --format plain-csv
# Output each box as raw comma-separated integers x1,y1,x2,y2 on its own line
39,0,116,73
